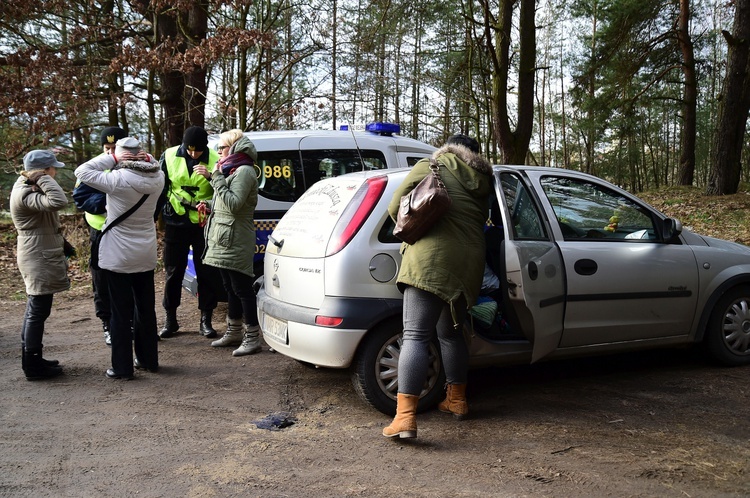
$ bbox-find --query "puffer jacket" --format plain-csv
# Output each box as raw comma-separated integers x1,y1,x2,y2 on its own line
202,136,258,277
387,143,493,325
74,155,164,273
10,174,71,296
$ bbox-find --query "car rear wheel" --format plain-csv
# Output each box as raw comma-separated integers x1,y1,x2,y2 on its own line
705,286,750,366
351,318,446,416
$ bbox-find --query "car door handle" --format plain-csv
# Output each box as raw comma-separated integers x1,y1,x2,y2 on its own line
574,258,598,276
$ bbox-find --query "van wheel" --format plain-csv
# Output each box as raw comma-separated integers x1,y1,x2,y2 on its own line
350,318,445,416
705,286,750,366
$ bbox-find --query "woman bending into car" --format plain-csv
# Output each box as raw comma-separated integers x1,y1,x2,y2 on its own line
383,134,493,439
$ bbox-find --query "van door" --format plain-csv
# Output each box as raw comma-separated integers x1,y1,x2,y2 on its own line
495,171,566,362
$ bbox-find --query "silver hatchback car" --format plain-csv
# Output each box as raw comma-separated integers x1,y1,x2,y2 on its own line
256,165,750,415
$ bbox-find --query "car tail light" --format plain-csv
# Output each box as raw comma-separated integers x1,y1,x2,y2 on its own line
315,315,344,327
326,175,388,256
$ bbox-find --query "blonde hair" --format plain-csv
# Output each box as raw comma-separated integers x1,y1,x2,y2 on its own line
219,129,244,149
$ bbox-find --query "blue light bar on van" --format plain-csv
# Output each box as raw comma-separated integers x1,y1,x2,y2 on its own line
365,122,400,136
339,125,349,131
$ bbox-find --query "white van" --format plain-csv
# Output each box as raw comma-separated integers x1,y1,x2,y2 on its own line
183,123,436,292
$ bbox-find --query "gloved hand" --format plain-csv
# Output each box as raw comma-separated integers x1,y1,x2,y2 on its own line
21,170,47,185
63,239,77,259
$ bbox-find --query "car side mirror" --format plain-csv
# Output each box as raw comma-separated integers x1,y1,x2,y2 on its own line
662,217,682,243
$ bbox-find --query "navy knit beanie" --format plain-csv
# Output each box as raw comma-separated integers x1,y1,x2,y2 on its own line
182,126,208,151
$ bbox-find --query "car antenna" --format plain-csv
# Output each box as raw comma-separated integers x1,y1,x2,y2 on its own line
345,120,366,171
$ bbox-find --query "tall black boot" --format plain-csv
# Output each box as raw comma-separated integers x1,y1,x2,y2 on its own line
199,309,217,338
159,309,179,338
23,349,63,381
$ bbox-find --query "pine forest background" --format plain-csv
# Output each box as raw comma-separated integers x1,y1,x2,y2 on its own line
2,0,750,205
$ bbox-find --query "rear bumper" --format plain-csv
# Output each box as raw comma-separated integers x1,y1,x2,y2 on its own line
256,283,402,368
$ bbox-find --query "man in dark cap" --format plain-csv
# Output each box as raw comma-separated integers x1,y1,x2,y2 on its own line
158,125,221,338
73,126,128,347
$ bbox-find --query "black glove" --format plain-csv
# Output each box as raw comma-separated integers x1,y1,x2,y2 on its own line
63,239,77,259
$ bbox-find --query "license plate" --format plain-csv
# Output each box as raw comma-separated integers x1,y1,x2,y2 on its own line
263,314,288,345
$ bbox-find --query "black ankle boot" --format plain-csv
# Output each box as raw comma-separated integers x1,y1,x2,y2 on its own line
24,347,59,367
23,350,63,381
159,309,179,338
200,310,217,338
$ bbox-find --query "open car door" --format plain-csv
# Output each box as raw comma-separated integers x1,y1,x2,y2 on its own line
495,171,566,362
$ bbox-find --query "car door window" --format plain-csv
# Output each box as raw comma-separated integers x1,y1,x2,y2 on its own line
499,173,547,240
540,176,657,241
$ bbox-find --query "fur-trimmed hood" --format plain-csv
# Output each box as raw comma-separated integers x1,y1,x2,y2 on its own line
117,159,161,174
433,143,493,176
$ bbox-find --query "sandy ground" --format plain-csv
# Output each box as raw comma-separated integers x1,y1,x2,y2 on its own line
0,227,749,496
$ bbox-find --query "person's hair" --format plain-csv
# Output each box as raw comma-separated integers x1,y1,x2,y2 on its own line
219,129,245,148
446,134,480,154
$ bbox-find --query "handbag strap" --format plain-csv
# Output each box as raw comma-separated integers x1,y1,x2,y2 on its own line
429,158,447,188
101,194,149,234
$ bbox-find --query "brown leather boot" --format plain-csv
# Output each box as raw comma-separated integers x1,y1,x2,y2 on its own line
438,383,468,420
382,393,419,439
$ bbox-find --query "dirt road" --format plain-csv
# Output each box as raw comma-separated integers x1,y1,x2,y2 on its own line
1,262,749,496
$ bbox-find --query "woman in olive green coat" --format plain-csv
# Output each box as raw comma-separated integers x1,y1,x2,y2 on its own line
201,135,262,356
383,135,492,439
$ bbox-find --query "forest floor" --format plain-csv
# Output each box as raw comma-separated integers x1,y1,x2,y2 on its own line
0,185,749,497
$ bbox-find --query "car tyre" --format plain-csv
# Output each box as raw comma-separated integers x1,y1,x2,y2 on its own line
351,318,446,416
705,285,750,366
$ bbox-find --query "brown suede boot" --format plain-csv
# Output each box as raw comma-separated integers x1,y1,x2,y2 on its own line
438,383,468,420
382,393,419,439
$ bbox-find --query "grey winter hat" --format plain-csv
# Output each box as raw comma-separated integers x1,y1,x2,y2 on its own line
23,150,65,171
115,137,142,156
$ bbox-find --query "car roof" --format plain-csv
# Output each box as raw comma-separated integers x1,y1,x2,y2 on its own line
207,129,436,153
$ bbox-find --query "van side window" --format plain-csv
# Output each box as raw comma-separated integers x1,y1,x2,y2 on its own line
256,151,302,202
302,149,388,184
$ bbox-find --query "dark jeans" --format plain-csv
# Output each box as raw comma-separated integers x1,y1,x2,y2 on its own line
162,223,219,312
21,294,54,352
89,227,111,321
105,269,159,375
220,268,258,326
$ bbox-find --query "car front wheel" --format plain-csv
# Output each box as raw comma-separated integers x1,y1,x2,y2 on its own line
351,318,446,416
705,285,750,366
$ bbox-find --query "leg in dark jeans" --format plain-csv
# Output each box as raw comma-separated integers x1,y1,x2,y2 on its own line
89,227,111,322
105,270,135,376
162,224,191,311
21,294,53,352
220,269,258,326
131,270,158,371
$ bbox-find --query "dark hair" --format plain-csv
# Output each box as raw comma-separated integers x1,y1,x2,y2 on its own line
446,134,480,154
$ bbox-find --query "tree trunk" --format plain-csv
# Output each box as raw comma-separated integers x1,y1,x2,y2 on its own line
706,2,750,195
186,1,209,128
677,0,697,186
486,0,537,165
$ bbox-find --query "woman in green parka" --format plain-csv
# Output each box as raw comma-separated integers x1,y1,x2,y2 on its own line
383,135,493,439
200,135,262,357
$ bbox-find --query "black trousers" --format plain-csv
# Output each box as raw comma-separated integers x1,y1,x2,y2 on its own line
89,226,111,321
21,294,53,352
219,268,258,326
104,269,159,375
162,223,220,312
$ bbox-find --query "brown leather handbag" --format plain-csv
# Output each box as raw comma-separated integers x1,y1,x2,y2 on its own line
393,158,452,244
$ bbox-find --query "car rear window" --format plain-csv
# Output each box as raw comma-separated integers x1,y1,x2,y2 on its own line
269,175,369,258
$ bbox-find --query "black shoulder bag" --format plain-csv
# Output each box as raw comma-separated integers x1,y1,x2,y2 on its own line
90,194,149,270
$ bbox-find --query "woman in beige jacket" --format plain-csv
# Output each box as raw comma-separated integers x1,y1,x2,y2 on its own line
10,150,70,380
